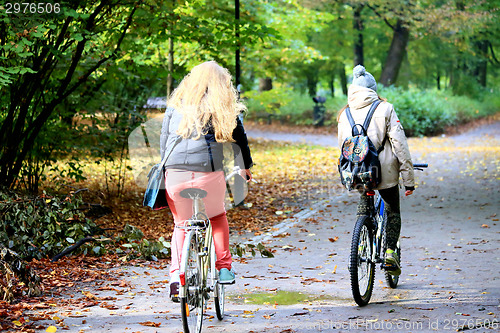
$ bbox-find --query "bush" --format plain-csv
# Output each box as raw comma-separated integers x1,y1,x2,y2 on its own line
0,190,171,261
244,88,345,126
0,190,98,260
244,84,498,136
379,86,500,137
378,86,453,137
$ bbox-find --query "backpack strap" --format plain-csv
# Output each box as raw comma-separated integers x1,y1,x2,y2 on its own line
362,99,382,130
345,107,365,136
377,136,387,153
362,99,386,153
345,106,355,128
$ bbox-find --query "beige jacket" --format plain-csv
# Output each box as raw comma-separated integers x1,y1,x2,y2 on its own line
338,85,415,190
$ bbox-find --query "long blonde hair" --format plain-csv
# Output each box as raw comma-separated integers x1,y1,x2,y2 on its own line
167,61,246,142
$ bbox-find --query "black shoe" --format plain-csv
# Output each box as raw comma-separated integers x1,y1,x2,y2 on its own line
170,282,180,303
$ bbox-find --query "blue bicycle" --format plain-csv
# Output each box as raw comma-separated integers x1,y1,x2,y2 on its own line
349,164,428,306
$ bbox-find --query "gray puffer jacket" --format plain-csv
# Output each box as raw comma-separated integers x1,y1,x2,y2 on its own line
160,107,253,172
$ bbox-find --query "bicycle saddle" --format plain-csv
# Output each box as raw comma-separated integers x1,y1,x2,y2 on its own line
180,188,207,199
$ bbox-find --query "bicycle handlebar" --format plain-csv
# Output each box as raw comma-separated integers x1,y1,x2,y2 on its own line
413,163,428,168
225,166,252,182
225,168,240,182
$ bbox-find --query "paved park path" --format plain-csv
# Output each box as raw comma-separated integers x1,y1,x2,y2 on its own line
27,122,500,332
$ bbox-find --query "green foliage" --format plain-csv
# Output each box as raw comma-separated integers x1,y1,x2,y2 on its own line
0,191,98,260
242,0,334,82
116,224,171,262
244,89,344,126
1,0,498,195
231,242,274,258
0,0,280,191
245,84,498,135
0,190,171,261
378,86,500,137
68,65,150,198
244,84,294,115
0,0,141,189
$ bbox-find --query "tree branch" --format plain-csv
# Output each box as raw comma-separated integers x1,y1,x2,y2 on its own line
487,40,500,65
366,4,394,30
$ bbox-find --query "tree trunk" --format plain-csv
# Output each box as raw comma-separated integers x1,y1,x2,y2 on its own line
167,36,174,97
235,0,241,88
379,19,410,86
306,71,318,97
259,77,273,91
436,67,441,90
339,65,348,95
353,5,364,67
473,40,488,87
329,72,335,97
167,0,176,97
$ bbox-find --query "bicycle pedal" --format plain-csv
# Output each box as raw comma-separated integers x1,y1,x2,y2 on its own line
382,263,400,270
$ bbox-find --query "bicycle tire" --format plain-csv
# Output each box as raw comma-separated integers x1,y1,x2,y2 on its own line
380,212,401,288
180,231,204,333
384,243,401,288
214,277,225,320
349,216,375,306
210,239,225,320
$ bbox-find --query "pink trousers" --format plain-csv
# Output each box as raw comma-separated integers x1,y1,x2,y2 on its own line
165,169,232,276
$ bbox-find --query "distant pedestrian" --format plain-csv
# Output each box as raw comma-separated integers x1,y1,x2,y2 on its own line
160,61,253,301
337,65,415,276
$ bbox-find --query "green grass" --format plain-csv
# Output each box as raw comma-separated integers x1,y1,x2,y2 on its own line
230,290,341,305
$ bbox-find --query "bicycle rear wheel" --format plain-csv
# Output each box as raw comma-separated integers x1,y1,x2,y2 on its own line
209,238,225,320
180,231,204,333
379,212,401,288
384,241,401,288
349,216,375,306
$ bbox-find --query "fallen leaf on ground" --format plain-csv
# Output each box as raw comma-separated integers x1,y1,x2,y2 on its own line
139,321,161,327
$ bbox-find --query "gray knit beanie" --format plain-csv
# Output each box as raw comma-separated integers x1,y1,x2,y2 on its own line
352,65,377,91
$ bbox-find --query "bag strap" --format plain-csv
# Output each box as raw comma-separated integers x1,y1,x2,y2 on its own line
159,135,182,169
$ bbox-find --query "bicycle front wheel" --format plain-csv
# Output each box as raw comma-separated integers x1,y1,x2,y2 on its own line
349,216,375,306
180,231,204,333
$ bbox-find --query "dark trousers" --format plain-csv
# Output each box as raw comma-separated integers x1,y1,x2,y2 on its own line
356,185,401,250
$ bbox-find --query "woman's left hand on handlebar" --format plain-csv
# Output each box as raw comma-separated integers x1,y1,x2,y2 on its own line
240,169,252,183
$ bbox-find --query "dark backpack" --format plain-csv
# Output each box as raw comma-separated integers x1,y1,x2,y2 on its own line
338,100,386,191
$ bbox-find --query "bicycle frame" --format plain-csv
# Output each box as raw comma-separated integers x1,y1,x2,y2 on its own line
178,199,217,300
363,191,387,267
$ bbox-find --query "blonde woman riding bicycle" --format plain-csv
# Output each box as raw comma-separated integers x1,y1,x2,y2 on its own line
159,61,253,301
